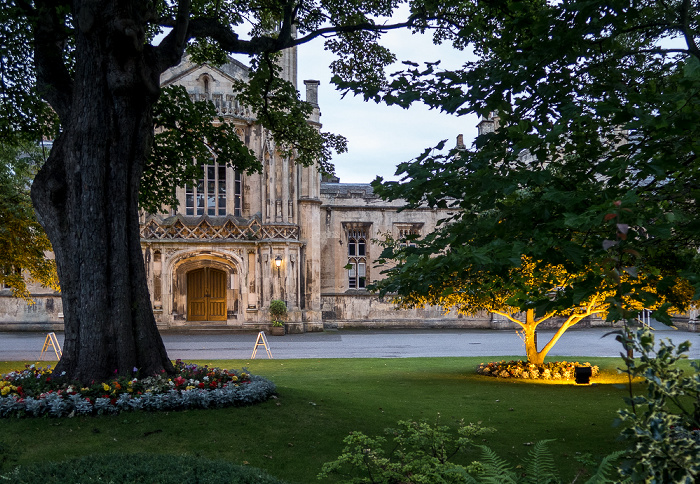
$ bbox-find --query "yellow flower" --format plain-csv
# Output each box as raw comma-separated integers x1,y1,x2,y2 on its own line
185,385,195,391
102,383,110,392
1,386,10,396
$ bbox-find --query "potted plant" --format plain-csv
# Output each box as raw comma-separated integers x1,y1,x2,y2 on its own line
269,299,287,335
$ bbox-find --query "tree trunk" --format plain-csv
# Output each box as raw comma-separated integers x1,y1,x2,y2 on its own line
522,310,545,366
31,6,174,383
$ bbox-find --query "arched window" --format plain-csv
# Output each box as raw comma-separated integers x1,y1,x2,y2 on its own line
347,228,368,289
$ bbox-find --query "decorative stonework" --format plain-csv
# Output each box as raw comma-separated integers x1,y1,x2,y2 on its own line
188,93,255,119
141,215,299,241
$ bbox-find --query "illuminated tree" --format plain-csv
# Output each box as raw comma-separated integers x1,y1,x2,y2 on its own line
385,254,695,365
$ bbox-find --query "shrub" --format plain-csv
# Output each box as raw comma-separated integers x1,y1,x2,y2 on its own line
269,299,287,323
319,416,494,483
0,453,289,483
614,328,700,483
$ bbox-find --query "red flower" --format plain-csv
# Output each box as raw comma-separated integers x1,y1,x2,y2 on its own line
198,382,205,389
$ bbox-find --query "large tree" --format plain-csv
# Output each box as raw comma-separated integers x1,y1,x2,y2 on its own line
364,0,700,346
0,0,450,383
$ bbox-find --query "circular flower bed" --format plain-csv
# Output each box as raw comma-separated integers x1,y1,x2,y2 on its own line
476,360,599,380
0,360,276,418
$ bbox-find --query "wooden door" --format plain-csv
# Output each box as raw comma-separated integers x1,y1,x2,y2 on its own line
187,268,207,321
207,268,227,320
187,268,227,321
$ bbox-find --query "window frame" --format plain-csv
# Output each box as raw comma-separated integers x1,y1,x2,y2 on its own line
346,227,369,289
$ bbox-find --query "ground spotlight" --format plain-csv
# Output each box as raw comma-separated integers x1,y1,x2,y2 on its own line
574,366,592,384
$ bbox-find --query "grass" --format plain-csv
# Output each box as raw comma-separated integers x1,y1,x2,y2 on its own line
0,356,653,483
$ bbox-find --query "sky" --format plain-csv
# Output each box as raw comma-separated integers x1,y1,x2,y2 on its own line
296,27,478,184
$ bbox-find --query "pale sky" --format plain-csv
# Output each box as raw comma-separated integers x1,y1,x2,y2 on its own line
297,28,478,184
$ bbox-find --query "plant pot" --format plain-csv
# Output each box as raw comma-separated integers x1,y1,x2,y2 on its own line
270,326,285,336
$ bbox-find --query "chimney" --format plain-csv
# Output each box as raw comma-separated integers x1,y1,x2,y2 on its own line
304,80,320,107
456,134,465,149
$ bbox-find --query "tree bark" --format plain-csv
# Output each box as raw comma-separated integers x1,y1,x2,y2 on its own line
31,3,174,383
522,310,545,366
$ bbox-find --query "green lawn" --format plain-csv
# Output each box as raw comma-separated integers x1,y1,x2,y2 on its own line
0,357,644,483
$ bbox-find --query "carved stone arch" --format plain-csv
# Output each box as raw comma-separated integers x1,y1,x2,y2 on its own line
168,250,243,322
196,72,218,84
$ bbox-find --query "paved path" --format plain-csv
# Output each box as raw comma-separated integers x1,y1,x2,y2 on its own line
1,325,698,362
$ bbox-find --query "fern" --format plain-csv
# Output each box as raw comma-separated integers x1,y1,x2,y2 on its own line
474,444,519,484
523,439,559,484
584,451,626,484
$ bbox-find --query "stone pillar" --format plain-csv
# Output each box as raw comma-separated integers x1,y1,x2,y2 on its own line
298,197,323,331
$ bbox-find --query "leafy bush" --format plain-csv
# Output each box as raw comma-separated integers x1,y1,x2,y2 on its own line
0,360,276,418
614,328,700,483
319,416,494,483
476,360,599,381
0,453,288,483
269,299,287,323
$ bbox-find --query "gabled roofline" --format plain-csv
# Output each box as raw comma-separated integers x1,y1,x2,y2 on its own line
161,56,249,87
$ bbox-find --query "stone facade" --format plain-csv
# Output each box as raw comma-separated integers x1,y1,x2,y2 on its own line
133,51,468,331
4,52,696,333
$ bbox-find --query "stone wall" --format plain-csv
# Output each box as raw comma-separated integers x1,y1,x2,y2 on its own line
0,291,63,331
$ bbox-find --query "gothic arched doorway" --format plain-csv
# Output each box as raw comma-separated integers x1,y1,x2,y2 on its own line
187,267,227,321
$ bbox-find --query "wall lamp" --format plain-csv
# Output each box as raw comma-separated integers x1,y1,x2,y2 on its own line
275,255,282,277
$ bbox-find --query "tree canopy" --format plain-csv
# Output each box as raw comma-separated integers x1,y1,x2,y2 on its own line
0,141,58,300
367,0,700,343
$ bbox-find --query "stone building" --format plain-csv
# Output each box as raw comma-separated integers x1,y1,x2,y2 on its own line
135,48,472,332
5,49,693,333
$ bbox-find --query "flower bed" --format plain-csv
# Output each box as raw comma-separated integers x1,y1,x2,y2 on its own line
476,360,600,380
0,360,276,418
